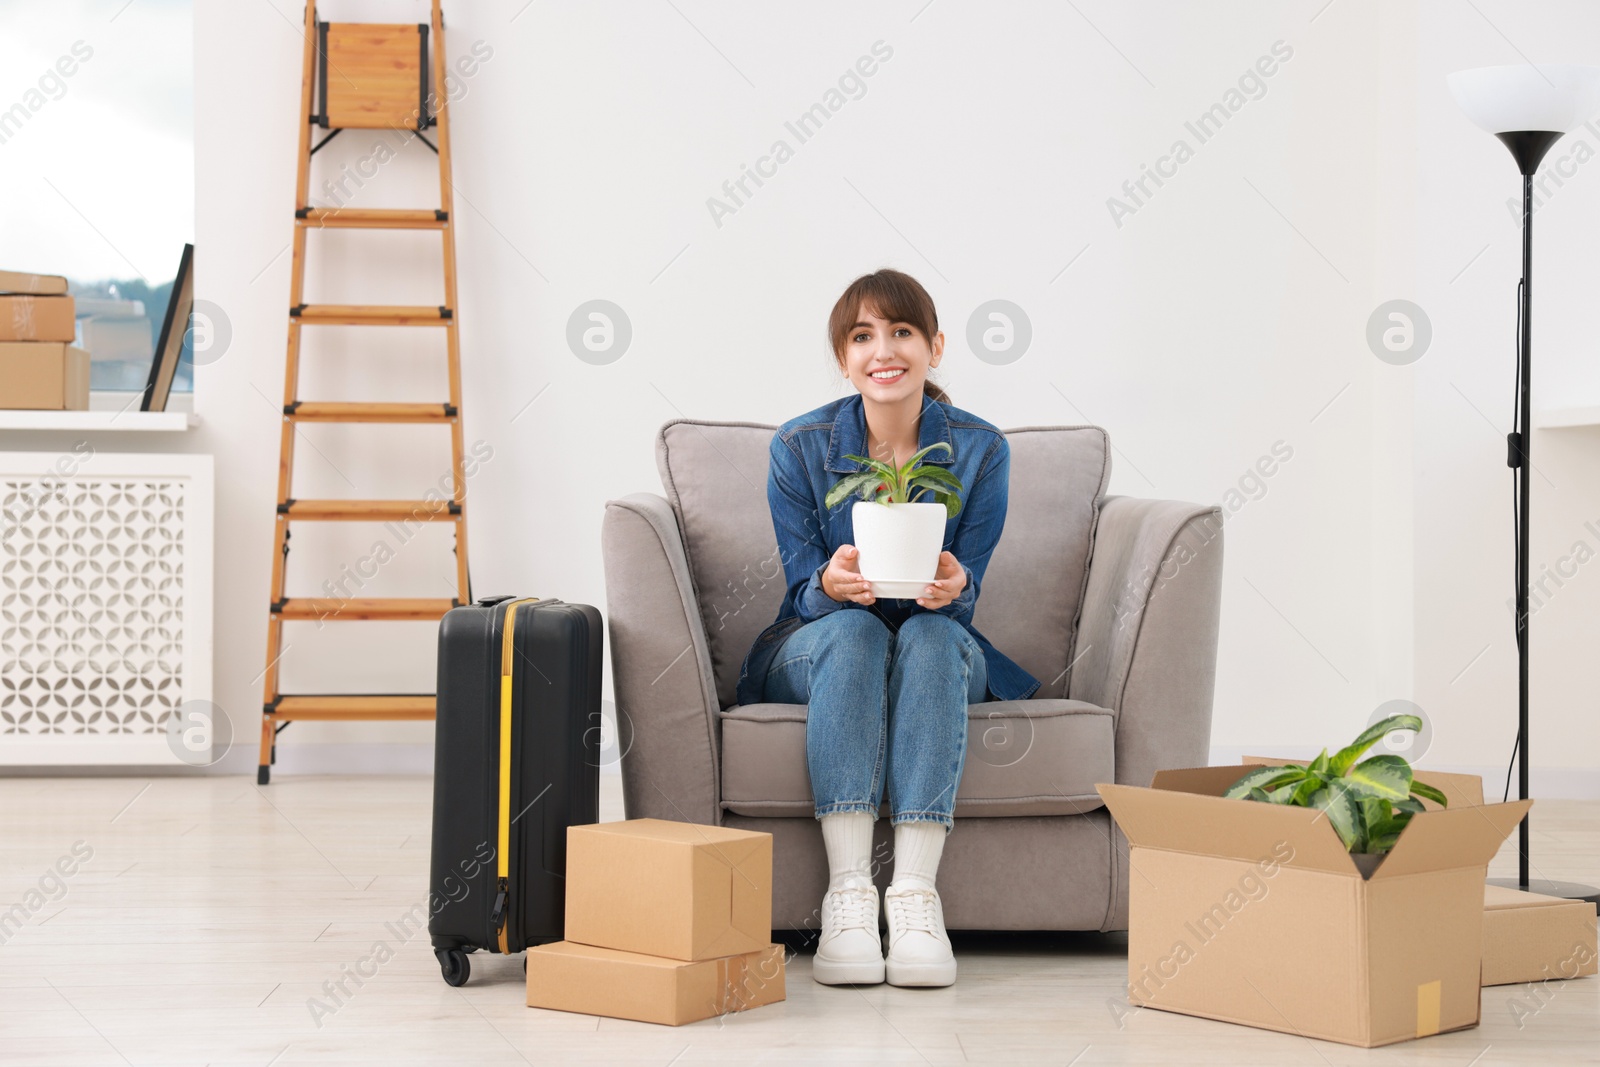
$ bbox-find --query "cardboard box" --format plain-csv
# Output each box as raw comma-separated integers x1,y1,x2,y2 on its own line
565,819,772,962
1482,884,1598,986
1244,755,1599,989
1098,765,1530,1048
0,269,68,295
0,295,75,342
526,940,785,1026
0,342,90,410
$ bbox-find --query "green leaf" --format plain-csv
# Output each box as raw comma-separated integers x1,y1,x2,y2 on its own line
1344,754,1414,801
1362,808,1415,853
1393,797,1425,815
1365,831,1402,854
905,476,959,497
1310,783,1363,851
841,453,895,477
1330,714,1423,776
1409,780,1449,808
906,478,964,517
1247,786,1274,803
1365,814,1412,841
906,472,964,496
1223,765,1308,799
825,471,886,510
1267,782,1302,804
1359,795,1391,835
1308,748,1331,775
904,464,962,488
905,441,952,468
1288,776,1324,806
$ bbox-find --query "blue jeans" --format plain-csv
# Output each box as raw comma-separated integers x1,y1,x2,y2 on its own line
760,608,988,832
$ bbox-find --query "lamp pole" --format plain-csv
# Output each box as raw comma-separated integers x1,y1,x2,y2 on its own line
1451,67,1600,904
1486,131,1600,903
1517,168,1531,892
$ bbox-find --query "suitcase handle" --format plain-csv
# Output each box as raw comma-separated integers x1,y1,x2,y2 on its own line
476,594,565,609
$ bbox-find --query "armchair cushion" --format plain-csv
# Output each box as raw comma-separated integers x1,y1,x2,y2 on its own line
718,698,1114,819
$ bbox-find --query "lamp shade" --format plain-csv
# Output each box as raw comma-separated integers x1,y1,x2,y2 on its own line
1448,63,1600,135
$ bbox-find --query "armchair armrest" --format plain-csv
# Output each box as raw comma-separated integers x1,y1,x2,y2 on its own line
1069,495,1224,789
601,492,724,825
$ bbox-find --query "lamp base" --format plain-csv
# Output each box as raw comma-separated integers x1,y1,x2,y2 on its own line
1486,876,1600,906
1495,130,1565,174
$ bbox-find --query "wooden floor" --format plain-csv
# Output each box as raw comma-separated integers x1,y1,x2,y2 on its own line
0,774,1595,1066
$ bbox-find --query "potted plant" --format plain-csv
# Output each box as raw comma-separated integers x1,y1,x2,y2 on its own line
824,442,964,599
1223,714,1447,873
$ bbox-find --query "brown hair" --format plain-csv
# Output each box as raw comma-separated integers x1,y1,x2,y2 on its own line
827,268,951,404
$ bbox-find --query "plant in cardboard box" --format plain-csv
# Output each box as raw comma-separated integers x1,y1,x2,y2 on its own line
824,442,963,591
1223,714,1448,855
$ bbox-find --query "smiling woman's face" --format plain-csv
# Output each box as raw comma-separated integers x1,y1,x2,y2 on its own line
837,303,943,405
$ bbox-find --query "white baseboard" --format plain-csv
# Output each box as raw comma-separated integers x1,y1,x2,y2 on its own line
271,743,437,776
0,743,625,779
265,743,625,778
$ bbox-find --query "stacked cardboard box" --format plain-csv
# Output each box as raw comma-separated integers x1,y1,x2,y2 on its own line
526,818,786,1026
0,269,88,410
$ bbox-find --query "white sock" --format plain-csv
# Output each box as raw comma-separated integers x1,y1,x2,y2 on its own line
891,821,946,890
820,812,874,890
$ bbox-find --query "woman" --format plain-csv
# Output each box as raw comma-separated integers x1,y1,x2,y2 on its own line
735,269,1040,988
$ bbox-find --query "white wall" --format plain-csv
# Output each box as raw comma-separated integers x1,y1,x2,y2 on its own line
164,0,1600,790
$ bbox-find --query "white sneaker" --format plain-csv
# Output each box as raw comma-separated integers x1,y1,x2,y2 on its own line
883,880,956,987
813,875,884,985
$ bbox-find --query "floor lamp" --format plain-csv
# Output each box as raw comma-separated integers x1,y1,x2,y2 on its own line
1450,63,1600,903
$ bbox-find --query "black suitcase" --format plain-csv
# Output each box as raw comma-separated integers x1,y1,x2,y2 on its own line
427,595,603,986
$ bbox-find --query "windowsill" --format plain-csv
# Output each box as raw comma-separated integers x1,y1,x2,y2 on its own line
0,392,197,431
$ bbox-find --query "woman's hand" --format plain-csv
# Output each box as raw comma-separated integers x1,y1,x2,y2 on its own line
916,552,967,609
821,544,875,605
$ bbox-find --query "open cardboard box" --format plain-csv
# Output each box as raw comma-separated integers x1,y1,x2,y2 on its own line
1098,764,1531,1048
1243,756,1599,989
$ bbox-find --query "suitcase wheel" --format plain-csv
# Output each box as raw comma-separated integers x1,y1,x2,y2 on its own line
436,948,471,987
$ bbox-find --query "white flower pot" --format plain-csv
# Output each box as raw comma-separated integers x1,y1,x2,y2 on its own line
851,501,946,590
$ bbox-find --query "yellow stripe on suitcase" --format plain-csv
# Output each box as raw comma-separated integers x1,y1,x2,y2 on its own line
496,597,539,953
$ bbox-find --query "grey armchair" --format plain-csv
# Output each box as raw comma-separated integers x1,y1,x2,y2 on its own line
601,419,1224,932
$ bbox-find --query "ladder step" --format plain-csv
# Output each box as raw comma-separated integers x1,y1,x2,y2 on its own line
279,498,458,521
275,597,456,621
293,304,452,326
269,695,437,721
287,402,455,423
297,207,447,229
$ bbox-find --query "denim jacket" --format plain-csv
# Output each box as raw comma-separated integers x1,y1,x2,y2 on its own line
733,392,1041,707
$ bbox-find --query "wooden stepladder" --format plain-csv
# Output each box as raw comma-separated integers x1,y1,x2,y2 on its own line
258,0,470,784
